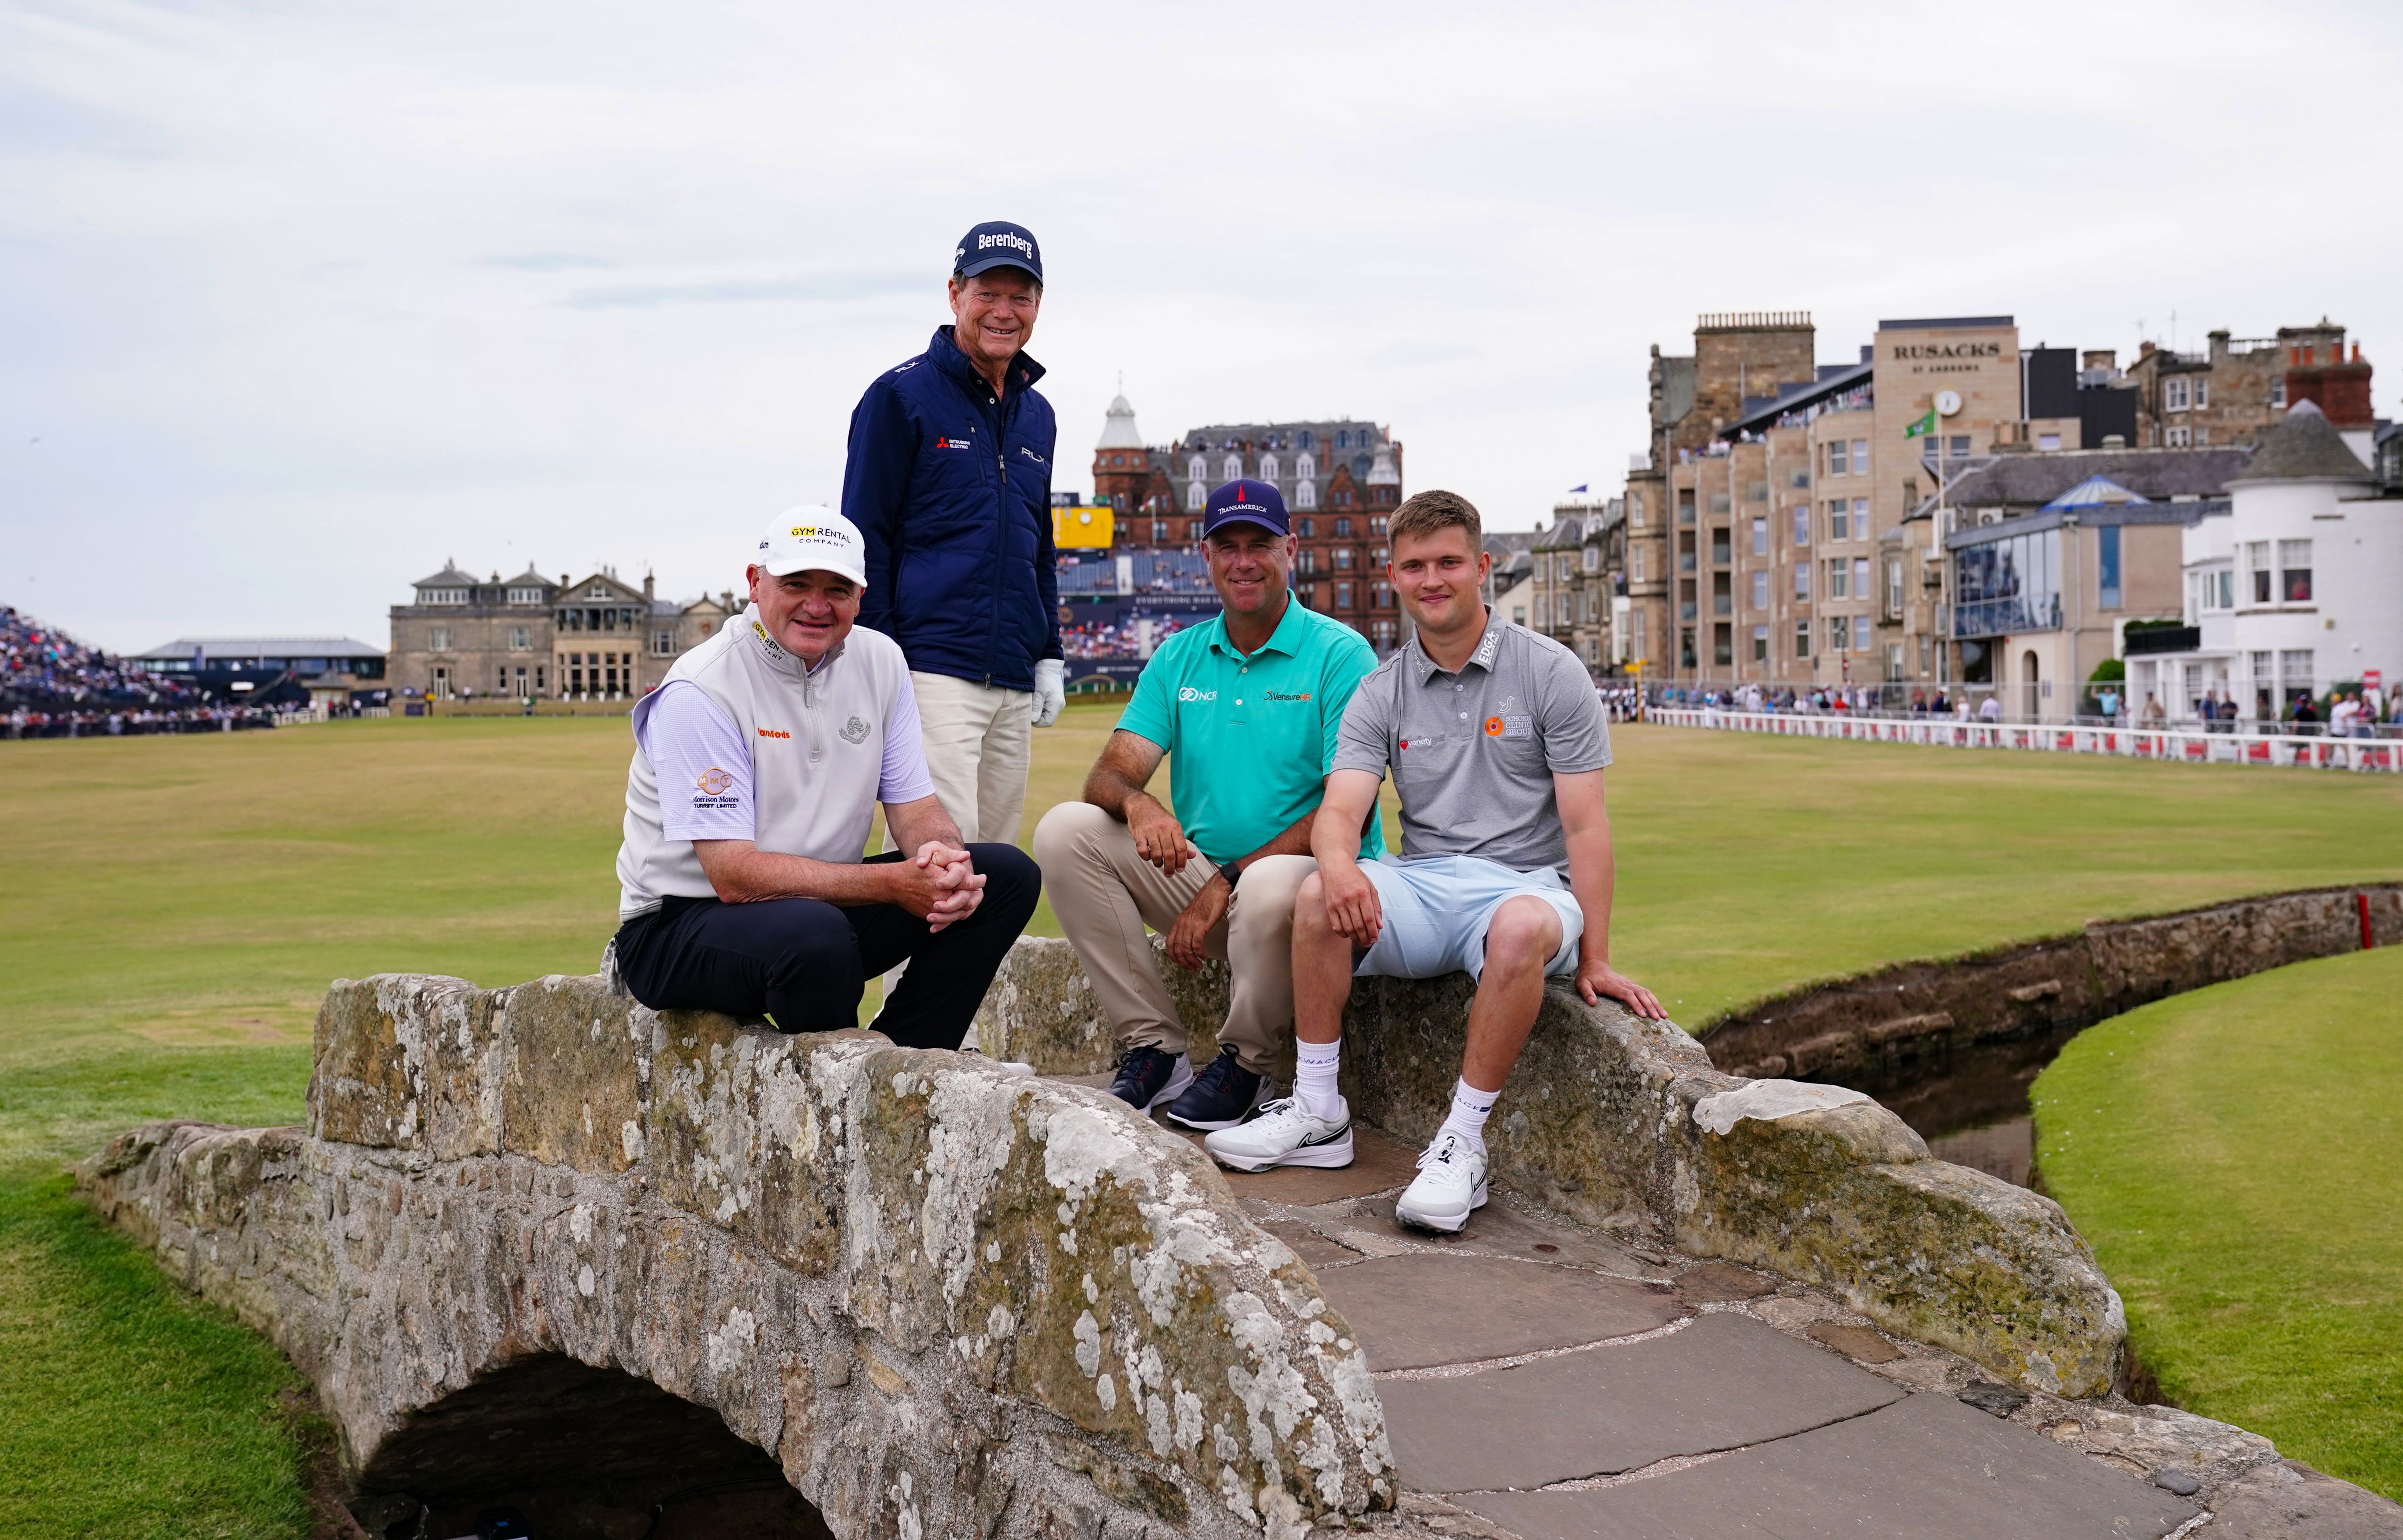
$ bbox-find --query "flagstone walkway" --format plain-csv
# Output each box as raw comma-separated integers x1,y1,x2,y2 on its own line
1154,1116,2400,1540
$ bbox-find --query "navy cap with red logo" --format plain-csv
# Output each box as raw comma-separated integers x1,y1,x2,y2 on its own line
1202,479,1289,537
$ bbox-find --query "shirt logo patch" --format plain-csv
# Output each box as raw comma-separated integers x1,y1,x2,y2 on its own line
1399,734,1447,750
935,436,973,450
1177,687,1219,702
1263,690,1312,702
1498,714,1534,739
839,715,870,744
756,727,791,740
696,767,736,795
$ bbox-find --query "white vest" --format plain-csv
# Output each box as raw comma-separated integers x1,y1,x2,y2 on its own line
616,618,910,919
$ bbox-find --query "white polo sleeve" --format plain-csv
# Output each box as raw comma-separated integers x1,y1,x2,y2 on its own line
639,682,756,842
878,676,936,805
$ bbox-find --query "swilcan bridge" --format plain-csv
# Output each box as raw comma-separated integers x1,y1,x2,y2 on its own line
77,926,2403,1538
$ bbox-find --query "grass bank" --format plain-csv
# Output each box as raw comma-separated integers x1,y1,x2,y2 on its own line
0,709,2397,1530
2034,947,2403,1500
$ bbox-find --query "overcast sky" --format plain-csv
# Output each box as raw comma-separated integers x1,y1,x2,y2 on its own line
6,0,2400,652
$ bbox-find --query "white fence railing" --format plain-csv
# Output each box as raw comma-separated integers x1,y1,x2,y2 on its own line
1648,707,2402,772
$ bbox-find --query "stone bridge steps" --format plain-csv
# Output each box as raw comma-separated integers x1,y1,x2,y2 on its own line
1124,1111,2223,1540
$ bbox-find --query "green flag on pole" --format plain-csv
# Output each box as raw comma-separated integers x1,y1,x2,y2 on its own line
1905,409,1936,438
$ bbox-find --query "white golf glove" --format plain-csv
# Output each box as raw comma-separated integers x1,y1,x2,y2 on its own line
1033,658,1066,727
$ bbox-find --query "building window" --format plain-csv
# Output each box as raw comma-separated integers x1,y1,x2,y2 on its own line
2281,649,2316,708
2165,378,2190,412
1628,492,1644,527
1335,581,1353,608
1631,547,1646,583
421,587,467,606
1853,615,1872,652
2270,379,2286,408
1828,440,1849,476
1826,616,1848,652
1751,571,1769,609
1792,507,1809,546
1336,430,1350,450
1335,517,1353,537
1794,620,1811,658
1295,480,1318,509
1854,497,1869,531
1374,582,1392,608
586,583,610,599
2278,540,2313,602
1752,625,1769,663
1534,594,1549,630
1153,519,1169,542
1258,453,1279,479
1188,455,1207,482
1584,544,1601,573
1793,561,1810,600
1852,438,1868,470
509,627,532,651
1335,547,1354,570
1750,517,1768,556
507,586,544,604
1883,556,1904,620
1829,500,1850,541
2194,379,2209,409
652,629,675,656
2246,541,2272,603
2166,425,2191,447
1512,605,1527,626
2038,433,2062,451
1222,454,1242,481
2097,526,2122,609
1826,558,1849,599
1948,435,1969,457
1853,557,1870,598
1186,482,1205,511
1188,519,1203,540
429,627,452,651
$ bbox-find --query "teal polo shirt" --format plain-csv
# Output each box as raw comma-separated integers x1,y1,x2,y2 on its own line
1115,600,1386,868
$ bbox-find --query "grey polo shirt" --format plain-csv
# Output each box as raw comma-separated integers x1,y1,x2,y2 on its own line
1332,613,1611,876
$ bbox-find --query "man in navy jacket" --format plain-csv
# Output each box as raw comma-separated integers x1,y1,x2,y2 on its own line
841,220,1065,848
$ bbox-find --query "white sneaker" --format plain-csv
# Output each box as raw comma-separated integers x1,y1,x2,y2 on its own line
1202,1097,1355,1173
1395,1131,1488,1232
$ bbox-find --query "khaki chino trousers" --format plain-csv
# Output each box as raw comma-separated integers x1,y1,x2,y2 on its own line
1032,801,1315,1075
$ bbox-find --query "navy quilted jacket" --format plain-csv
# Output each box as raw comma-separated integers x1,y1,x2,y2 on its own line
841,326,1061,692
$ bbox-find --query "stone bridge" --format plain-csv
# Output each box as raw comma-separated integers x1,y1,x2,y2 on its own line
78,934,2403,1539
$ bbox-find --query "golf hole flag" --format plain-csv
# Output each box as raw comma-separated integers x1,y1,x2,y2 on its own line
1906,408,1937,438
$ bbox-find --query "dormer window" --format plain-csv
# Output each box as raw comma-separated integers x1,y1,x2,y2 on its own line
586,582,611,599
421,587,467,605
506,586,544,605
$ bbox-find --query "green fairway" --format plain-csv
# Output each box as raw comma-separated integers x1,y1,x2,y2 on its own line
2033,947,2403,1499
0,710,2397,1531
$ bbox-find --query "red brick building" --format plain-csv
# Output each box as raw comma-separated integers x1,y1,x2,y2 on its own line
1086,393,1407,649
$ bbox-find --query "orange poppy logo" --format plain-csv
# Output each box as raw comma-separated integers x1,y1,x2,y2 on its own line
1483,715,1505,738
696,767,736,795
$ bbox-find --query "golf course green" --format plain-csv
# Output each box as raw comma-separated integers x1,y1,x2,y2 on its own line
1,709,2397,1532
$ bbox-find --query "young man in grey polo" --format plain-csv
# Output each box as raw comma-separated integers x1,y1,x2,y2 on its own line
1204,490,1666,1233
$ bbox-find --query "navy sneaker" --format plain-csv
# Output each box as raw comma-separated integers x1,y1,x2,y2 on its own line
1107,1045,1192,1112
1165,1045,1264,1131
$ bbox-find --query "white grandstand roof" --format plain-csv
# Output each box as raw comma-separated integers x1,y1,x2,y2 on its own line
134,637,385,661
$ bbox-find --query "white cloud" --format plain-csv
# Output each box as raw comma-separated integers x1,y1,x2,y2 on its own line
2,0,2399,648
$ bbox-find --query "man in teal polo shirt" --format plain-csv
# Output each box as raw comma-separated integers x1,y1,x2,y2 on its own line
1034,479,1383,1135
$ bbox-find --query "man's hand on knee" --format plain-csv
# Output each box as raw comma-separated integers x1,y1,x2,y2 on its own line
1308,862,1382,949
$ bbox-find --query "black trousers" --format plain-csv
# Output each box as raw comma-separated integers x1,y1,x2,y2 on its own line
613,844,1040,1049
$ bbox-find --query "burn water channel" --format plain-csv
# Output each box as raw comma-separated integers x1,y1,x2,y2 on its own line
1696,884,2403,1193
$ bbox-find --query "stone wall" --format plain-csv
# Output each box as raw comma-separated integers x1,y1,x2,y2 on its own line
976,938,2124,1399
78,974,1391,1540
1702,884,2403,1083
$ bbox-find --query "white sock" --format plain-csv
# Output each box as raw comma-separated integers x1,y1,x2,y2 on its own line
1438,1079,1498,1148
1295,1038,1343,1120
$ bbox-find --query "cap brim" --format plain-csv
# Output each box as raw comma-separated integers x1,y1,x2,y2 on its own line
757,557,868,584
954,257,1042,282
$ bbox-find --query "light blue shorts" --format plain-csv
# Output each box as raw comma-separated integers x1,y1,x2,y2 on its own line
1352,855,1584,982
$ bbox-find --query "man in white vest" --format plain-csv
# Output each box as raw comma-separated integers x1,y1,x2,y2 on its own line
611,509,1041,1045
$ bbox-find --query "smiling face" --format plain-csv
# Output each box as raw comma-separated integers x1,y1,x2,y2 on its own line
1388,525,1490,641
947,267,1041,377
1204,523,1295,620
746,565,860,667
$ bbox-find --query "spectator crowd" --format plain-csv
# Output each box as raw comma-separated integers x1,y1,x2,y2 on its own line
0,606,277,738
1059,615,1190,661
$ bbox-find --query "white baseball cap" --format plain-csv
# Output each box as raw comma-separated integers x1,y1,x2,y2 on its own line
754,506,868,587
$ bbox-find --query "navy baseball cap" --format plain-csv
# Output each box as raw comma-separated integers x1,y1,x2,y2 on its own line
953,220,1043,283
1203,479,1289,537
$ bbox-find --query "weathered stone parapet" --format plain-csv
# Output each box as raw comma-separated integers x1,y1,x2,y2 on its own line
81,973,1392,1540
980,939,2125,1399
1702,883,2403,1081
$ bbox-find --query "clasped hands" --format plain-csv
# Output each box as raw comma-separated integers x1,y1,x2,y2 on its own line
893,841,985,932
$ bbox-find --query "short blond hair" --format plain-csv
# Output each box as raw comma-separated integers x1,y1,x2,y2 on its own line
1389,490,1483,550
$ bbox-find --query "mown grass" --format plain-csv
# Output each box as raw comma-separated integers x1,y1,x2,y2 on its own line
2035,947,2403,1499
0,708,2397,1531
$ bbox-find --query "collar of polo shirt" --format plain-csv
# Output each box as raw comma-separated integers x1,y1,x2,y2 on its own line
1405,607,1507,683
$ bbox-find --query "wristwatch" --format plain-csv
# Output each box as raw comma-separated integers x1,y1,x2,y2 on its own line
1221,859,1245,890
